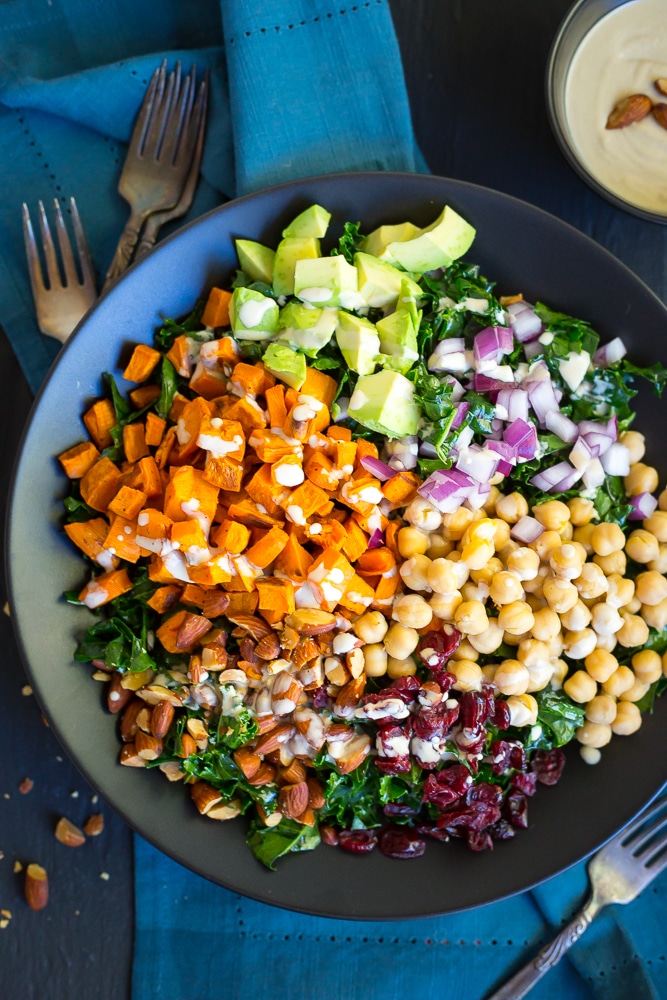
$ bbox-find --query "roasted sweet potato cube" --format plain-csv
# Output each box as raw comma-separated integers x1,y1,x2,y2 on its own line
58,441,100,479
144,411,166,448
202,454,245,491
246,526,289,569
64,518,119,569
199,335,240,368
147,584,183,614
83,398,116,450
78,568,133,608
104,515,142,564
129,384,161,409
265,384,287,429
201,287,233,329
255,578,295,614
122,344,161,383
166,335,195,377
163,466,219,524
300,367,337,409
210,519,251,554
108,485,147,520
123,423,149,464
80,457,122,512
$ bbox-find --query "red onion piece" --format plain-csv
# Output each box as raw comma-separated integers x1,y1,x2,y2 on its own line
530,461,582,492
504,418,538,460
526,378,560,425
473,326,514,365
506,301,543,342
600,442,631,476
496,387,529,423
474,373,515,393
510,516,544,543
448,377,466,403
368,528,385,548
487,439,516,466
455,444,500,484
451,401,470,430
360,455,395,481
523,338,543,360
545,410,579,444
593,337,627,367
582,458,605,490
628,493,658,520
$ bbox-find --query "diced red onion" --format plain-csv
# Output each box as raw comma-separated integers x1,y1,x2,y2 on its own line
593,337,627,367
600,441,631,476
419,441,438,457
473,326,514,365
455,444,500,484
545,410,579,444
582,458,605,490
454,425,474,452
569,435,594,471
368,528,385,548
510,516,544,543
451,401,470,430
487,439,516,466
526,378,560,425
497,387,529,423
581,430,614,457
465,480,492,510
523,338,543,360
475,373,515,393
504,418,538,460
448,377,466,403
530,461,582,492
628,492,658,520
506,301,543,342
360,455,395,481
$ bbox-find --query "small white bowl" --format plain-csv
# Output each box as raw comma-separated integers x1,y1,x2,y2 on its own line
547,0,667,224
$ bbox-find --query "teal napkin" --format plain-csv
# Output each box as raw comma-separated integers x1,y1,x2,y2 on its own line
1,2,666,998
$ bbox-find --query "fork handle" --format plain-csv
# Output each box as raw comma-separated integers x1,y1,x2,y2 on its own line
134,215,162,261
103,212,145,289
486,896,601,1000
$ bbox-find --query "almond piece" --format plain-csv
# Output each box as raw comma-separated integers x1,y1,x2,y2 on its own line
606,93,652,129
190,781,223,815
150,700,175,739
135,684,186,708
652,102,667,130
331,732,372,775
278,781,310,819
206,799,242,821
255,722,295,755
25,864,49,911
54,817,86,848
256,803,283,827
295,804,316,827
285,609,337,635
277,759,307,785
107,673,134,714
119,698,143,742
176,612,212,650
119,743,146,767
159,761,186,782
177,732,197,758
135,731,163,760
292,636,321,669
246,761,277,786
233,746,262,779
306,776,326,809
655,78,667,96
271,670,304,716
255,633,281,660
334,675,366,718
83,814,105,837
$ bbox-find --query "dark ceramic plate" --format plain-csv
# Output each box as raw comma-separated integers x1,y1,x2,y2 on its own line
7,172,667,919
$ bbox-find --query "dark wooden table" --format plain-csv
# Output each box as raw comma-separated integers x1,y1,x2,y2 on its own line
2,2,665,996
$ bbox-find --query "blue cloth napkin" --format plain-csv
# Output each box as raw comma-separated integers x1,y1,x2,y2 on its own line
1,2,666,998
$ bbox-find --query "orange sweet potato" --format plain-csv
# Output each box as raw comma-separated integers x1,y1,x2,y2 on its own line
274,535,313,583
83,398,116,450
201,287,233,328
78,568,133,607
163,466,219,524
80,457,122,512
122,344,161,383
144,411,166,448
123,422,149,464
129,384,161,409
265,384,287,429
202,454,245,492
188,361,229,400
58,441,100,479
300,367,337,409
64,518,120,568
108,485,147,520
255,577,295,613
166,335,195,377
210,519,251,554
246,526,289,569
147,584,182,614
104,515,142,564
341,518,368,563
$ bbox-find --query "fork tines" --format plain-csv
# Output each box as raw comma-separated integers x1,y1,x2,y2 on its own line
621,793,667,868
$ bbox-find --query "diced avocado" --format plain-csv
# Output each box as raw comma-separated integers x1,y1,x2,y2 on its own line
294,255,362,309
335,312,380,376
262,342,307,389
235,239,276,285
354,252,422,309
386,205,476,273
277,303,337,357
282,204,332,239
348,370,420,439
273,237,321,297
229,287,279,341
360,221,421,260
375,293,420,375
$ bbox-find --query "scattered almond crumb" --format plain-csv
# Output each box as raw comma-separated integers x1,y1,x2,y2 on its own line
0,919,9,930
99,872,110,881
3,602,10,616
70,791,79,798
83,814,104,837
0,851,5,861
91,795,99,805
13,861,22,873
18,778,34,795
3,794,9,800
1,909,11,919
21,685,32,697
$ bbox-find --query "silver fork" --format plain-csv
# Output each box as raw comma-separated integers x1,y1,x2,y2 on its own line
104,60,203,288
487,792,667,999
22,197,97,344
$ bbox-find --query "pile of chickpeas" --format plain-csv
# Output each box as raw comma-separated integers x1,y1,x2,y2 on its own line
351,429,667,765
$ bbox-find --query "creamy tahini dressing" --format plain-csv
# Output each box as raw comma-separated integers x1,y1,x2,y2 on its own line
564,0,667,215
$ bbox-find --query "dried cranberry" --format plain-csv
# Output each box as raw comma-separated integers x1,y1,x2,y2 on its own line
466,829,493,851
383,802,418,818
412,701,459,741
530,747,566,786
416,822,450,842
387,675,421,701
320,825,339,846
422,764,472,808
436,781,502,834
490,739,511,775
488,818,516,841
374,755,412,775
311,685,330,710
378,826,426,859
454,725,487,755
491,698,511,730
504,791,529,829
376,723,406,751
459,690,491,730
511,771,538,797
338,829,377,854
509,743,527,772
416,627,461,672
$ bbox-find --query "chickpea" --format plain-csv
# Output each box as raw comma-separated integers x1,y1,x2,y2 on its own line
497,600,535,636
533,499,570,532
399,553,432,592
605,574,635,609
624,461,659,497
641,598,667,631
450,638,479,662
549,543,584,581
601,665,635,698
467,619,504,654
576,721,612,749
585,693,617,725
482,485,501,514
493,658,530,696
590,521,625,557
616,613,650,648
660,487,667,512
428,591,462,622
559,521,574,542
551,658,569,689
470,557,504,587
525,592,547,612
623,596,642,614
647,544,667,574
383,623,419,660
489,570,524,606
530,529,562,562
363,643,388,677
596,633,618,653
445,554,470,589
567,496,595,526
631,649,663,684
392,593,433,630
427,557,460,595
491,518,511,550
574,562,608,601
522,565,549,598
620,677,651,703
506,546,541,582
590,601,623,636
427,536,453,560
560,600,592,632
573,522,596,554
449,659,483,692
593,550,627,576
454,600,489,636
497,539,520,564
643,509,667,543
543,577,579,614
611,701,643,735
563,669,597,703
585,648,619,684
506,693,539,727
461,580,490,604
625,529,660,565
481,664,497,683
386,655,418,679
619,429,645,464
495,491,529,524
460,538,495,571
354,610,389,644
580,746,602,765
564,628,598,660
404,496,443,532
634,570,667,606
531,606,561,642
547,634,565,659
440,507,474,541
502,630,530,647
461,516,496,549
397,525,430,559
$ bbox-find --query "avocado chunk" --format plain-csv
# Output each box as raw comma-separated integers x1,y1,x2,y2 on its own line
386,205,476,273
294,255,363,309
354,251,422,309
262,342,307,389
349,370,420,438
273,237,321,297
360,221,421,260
229,287,279,340
335,312,380,376
375,285,420,375
235,239,276,285
277,302,337,357
282,204,332,239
